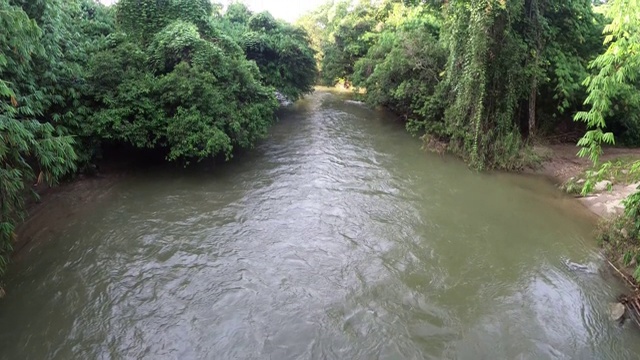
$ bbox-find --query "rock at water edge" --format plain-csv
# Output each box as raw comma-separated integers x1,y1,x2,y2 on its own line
594,180,612,192
609,302,625,321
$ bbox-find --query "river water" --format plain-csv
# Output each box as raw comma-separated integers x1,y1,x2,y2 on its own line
2,90,640,359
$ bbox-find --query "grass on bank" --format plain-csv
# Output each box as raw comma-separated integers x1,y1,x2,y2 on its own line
599,216,640,282
563,157,640,195
563,156,640,282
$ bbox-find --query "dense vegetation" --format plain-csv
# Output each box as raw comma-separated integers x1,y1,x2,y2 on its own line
300,0,611,170
0,0,316,275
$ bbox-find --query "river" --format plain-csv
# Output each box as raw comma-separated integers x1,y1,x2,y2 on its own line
1,90,640,359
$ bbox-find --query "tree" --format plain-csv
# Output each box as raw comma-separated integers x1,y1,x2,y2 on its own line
353,3,446,135
219,6,317,100
308,0,601,169
522,0,603,138
300,0,389,86
116,0,212,45
84,0,279,163
575,0,640,164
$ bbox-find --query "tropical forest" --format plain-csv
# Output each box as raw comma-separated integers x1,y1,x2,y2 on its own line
2,0,640,358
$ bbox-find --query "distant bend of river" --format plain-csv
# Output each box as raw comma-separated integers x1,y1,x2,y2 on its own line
1,90,639,359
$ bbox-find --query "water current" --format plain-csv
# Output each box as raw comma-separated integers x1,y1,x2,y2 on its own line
1,90,639,359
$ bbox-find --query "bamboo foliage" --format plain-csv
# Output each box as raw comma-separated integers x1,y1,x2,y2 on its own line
575,0,640,164
0,0,77,275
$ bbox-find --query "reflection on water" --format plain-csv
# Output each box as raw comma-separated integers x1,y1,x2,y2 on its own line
1,91,638,359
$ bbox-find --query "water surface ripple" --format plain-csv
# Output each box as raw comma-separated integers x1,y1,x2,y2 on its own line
1,91,639,359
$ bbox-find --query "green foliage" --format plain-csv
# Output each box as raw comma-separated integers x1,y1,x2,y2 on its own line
623,251,633,266
623,189,640,237
300,0,388,86
440,1,526,169
218,6,317,100
575,0,640,164
148,20,208,73
0,0,78,274
224,2,252,24
15,0,117,165
86,12,279,162
116,0,212,45
527,0,604,137
352,4,446,136
573,1,640,266
303,0,602,170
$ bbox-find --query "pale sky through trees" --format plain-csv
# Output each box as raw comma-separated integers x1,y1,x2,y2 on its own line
97,0,324,22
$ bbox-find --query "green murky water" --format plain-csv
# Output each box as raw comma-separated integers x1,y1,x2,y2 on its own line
2,90,639,359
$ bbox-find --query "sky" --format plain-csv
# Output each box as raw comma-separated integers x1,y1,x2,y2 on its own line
97,0,326,22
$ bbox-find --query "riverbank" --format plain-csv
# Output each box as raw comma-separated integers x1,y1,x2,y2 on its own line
532,144,640,218
534,144,640,311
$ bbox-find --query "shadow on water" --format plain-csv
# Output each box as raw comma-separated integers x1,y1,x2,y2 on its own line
2,89,640,359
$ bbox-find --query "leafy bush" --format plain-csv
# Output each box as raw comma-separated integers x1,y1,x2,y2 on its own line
0,0,317,275
352,5,446,136
219,7,317,100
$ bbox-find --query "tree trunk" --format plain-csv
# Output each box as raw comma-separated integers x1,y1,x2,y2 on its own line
526,0,541,139
529,75,537,138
